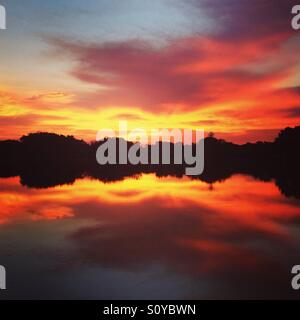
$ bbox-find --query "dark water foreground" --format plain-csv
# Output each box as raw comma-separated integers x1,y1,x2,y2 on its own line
0,173,300,299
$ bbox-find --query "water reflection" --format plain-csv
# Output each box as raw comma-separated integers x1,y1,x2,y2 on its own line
0,174,300,299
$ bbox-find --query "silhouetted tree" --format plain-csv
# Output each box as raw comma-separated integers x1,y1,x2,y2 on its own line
0,126,299,197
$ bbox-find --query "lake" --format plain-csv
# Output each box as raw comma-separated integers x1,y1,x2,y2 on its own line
0,174,300,299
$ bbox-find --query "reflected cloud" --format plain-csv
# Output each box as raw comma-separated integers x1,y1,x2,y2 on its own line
1,173,300,298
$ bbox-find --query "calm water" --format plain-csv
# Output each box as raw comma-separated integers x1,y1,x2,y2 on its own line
0,174,300,299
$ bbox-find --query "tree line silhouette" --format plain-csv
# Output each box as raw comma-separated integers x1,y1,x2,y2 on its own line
0,126,300,198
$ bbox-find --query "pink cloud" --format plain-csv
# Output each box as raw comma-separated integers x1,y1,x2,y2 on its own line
51,32,299,114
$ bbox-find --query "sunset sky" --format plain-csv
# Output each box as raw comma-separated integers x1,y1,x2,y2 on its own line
1,0,300,143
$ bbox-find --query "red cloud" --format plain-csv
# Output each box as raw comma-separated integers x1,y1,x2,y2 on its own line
51,32,300,115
